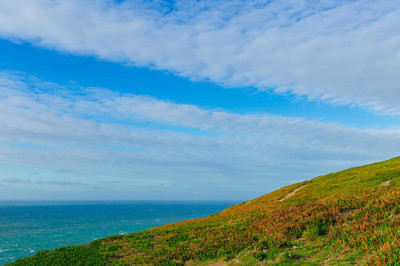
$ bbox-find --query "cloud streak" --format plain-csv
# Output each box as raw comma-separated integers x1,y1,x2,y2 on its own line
1,177,87,187
0,1,400,113
1,71,400,199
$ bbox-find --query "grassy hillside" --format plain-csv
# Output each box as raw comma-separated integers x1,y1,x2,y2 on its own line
10,156,400,265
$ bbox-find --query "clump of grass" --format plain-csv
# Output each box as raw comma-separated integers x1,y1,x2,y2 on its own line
302,226,321,241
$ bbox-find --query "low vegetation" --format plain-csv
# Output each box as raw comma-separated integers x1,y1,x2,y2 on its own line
10,156,400,265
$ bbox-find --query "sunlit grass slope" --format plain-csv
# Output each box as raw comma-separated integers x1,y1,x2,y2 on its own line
11,156,400,265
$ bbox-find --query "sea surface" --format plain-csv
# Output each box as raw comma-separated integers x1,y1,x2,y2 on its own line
0,200,237,265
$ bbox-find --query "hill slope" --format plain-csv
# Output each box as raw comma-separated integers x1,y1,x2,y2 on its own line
11,157,400,265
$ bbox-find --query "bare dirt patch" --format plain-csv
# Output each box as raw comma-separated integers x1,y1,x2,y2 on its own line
381,179,393,187
278,183,309,202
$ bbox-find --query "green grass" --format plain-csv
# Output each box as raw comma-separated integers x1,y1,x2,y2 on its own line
10,156,400,265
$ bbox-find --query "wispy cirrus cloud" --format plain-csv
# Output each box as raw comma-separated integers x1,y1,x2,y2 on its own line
0,1,400,113
1,71,400,199
1,177,87,186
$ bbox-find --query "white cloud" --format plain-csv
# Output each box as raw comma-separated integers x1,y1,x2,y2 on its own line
0,1,400,113
1,71,400,199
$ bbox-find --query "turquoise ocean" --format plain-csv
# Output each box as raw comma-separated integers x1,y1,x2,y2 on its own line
0,201,237,265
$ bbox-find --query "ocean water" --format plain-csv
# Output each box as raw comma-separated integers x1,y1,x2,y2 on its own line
0,201,237,265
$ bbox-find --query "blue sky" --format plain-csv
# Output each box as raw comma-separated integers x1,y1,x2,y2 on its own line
1,0,400,200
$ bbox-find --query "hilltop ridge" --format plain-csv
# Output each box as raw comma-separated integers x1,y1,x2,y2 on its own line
11,156,400,265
